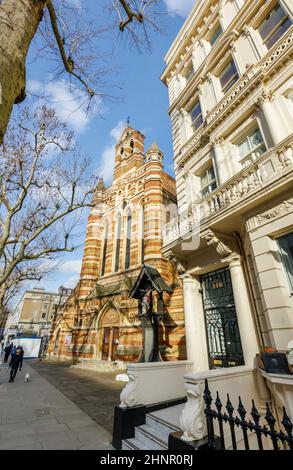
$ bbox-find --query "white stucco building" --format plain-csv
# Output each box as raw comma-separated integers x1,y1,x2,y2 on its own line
160,0,293,422
113,0,293,450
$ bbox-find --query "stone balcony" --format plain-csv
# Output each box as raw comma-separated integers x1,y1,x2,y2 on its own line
163,136,293,246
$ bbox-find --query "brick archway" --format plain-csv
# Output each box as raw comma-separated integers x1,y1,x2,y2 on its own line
97,306,120,361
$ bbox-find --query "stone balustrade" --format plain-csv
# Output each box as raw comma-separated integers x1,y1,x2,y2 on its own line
163,137,293,246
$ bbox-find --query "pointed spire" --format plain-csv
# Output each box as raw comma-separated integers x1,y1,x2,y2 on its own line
146,141,164,164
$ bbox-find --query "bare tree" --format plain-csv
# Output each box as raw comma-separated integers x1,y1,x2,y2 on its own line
0,0,162,144
0,104,97,296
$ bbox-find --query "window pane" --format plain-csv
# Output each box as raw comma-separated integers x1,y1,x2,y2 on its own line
258,4,291,48
200,166,217,196
239,138,250,158
266,17,292,48
254,144,266,158
210,24,223,45
249,128,263,148
238,128,266,161
201,172,208,188
207,166,215,182
190,101,201,122
220,61,239,92
185,64,194,82
190,101,203,130
278,233,293,293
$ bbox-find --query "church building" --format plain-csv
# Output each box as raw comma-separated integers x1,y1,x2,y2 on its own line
49,126,186,363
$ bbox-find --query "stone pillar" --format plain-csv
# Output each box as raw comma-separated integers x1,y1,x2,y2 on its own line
257,92,288,145
182,275,209,371
229,257,259,367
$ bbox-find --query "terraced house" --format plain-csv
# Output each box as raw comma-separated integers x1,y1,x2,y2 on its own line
159,0,293,436
49,127,185,364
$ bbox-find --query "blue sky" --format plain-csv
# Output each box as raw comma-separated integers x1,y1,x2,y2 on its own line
10,1,195,301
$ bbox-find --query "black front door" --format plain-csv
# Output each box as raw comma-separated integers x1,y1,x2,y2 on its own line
200,267,244,369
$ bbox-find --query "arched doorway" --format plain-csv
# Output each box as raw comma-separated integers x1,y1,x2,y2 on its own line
98,307,120,361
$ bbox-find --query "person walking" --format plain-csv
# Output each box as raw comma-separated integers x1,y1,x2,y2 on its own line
19,346,24,371
9,344,17,367
9,347,22,382
4,342,13,363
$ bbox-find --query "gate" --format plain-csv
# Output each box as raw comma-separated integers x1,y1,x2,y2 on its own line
200,268,244,368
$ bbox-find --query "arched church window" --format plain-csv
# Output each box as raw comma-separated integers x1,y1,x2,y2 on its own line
130,140,134,151
125,210,132,270
101,221,109,276
120,147,124,155
115,214,122,272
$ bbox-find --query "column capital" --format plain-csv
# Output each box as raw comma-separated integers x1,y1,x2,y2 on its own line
210,137,225,149
225,254,242,268
254,90,274,110
180,272,195,282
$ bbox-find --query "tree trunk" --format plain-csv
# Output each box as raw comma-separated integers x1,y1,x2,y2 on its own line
0,0,46,144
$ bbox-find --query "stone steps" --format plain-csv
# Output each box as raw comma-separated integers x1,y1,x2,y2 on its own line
121,403,184,450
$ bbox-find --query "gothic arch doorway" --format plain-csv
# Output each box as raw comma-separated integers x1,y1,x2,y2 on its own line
97,307,120,361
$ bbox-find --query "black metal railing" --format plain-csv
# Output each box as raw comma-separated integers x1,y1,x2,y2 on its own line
203,379,293,450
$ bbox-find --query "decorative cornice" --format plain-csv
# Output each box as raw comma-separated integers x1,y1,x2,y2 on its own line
245,198,293,232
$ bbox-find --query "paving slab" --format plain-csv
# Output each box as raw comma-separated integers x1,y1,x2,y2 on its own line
29,359,124,434
0,361,114,449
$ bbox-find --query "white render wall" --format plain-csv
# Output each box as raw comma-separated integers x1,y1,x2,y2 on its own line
162,0,293,217
161,0,293,424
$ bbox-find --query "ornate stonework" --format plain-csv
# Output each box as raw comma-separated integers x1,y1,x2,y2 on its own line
201,229,235,256
245,198,293,232
48,126,186,363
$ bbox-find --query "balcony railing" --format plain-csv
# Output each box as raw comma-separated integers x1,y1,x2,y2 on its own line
163,137,293,246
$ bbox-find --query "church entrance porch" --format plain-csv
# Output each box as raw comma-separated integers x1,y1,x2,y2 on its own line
101,326,119,361
98,307,120,362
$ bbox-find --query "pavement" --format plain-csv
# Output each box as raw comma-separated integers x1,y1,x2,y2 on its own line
29,359,125,434
0,360,120,450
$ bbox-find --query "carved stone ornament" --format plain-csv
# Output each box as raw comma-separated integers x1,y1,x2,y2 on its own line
180,382,206,442
202,229,234,256
245,198,293,232
119,374,139,408
166,253,186,275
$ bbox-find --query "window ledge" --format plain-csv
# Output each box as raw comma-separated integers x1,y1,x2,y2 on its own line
259,368,293,386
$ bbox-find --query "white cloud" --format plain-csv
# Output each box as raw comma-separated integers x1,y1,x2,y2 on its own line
163,0,195,18
58,259,82,275
97,120,126,183
27,79,101,134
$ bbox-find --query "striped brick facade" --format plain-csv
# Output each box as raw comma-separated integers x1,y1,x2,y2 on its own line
48,127,186,363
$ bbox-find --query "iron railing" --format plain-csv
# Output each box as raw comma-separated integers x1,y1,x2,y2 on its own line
203,379,293,450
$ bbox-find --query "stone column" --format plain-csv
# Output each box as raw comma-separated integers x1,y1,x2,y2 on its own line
257,92,288,145
229,257,259,367
182,275,209,371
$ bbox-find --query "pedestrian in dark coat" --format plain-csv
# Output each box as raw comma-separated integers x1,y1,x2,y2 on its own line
9,344,17,367
19,346,24,371
9,348,21,382
4,343,13,363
